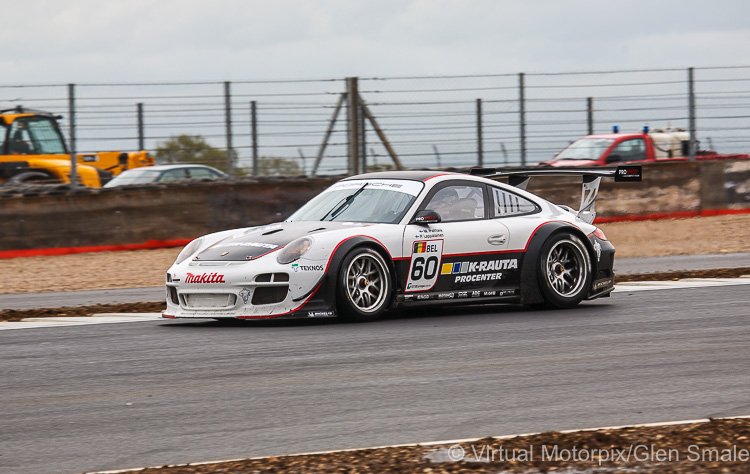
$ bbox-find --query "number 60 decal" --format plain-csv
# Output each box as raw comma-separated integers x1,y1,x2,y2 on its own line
405,240,443,292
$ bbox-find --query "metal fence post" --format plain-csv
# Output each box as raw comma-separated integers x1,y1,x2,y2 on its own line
68,83,77,188
137,103,144,151
476,98,483,167
519,73,526,166
346,77,360,175
688,67,697,161
587,97,594,135
224,81,234,176
250,100,258,177
359,102,367,172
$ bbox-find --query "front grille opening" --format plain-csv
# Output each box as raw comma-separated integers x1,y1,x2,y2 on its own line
182,293,237,309
168,286,179,305
273,273,289,282
255,273,272,282
252,286,288,305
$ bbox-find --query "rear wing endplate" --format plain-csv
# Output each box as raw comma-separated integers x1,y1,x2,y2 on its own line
470,165,642,224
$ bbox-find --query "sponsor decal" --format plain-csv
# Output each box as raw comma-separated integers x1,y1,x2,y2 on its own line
215,242,279,250
614,165,642,182
441,259,518,275
593,278,614,290
440,258,518,283
454,272,503,283
437,292,455,299
403,294,415,302
185,272,226,284
412,242,440,253
483,290,497,297
292,264,324,272
594,241,602,261
416,294,432,300
406,240,444,292
308,311,334,317
457,291,469,298
471,290,482,297
239,288,251,304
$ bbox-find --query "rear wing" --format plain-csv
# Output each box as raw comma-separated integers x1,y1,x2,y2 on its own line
470,165,642,224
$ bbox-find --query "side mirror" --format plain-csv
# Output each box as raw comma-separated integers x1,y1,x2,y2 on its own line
605,153,622,164
410,210,441,225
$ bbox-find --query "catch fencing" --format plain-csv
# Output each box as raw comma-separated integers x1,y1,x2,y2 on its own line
2,66,750,175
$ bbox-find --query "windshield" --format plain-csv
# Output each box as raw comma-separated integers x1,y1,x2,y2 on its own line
555,138,615,161
103,168,163,187
9,117,67,154
0,122,6,152
287,179,423,224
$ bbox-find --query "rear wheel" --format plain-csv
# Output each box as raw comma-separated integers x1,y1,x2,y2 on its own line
537,232,592,309
337,248,392,321
7,171,60,185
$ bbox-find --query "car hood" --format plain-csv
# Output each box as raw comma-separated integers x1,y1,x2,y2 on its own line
195,221,376,261
543,159,598,167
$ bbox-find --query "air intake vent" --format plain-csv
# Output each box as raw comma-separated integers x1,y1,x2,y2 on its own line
262,229,284,235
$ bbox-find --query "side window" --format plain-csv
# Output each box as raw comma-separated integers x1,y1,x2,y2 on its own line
609,138,646,163
26,118,66,154
188,167,218,179
492,187,537,217
8,121,34,154
159,169,187,182
425,184,485,222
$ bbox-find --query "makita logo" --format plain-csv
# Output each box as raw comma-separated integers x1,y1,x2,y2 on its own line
185,272,226,284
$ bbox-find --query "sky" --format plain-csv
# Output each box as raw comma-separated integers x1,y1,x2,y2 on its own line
3,0,750,84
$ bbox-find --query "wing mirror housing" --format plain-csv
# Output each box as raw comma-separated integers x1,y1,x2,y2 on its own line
410,210,441,225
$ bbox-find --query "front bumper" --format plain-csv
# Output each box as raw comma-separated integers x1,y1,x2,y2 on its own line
163,257,335,320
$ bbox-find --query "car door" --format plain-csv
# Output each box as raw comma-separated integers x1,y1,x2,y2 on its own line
401,180,515,301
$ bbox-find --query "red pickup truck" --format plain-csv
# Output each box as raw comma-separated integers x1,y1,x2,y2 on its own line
541,127,748,166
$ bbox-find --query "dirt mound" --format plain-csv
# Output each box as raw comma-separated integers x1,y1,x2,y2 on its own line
130,417,750,473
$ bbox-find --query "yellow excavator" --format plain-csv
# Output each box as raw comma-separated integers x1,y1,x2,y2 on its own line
0,106,154,187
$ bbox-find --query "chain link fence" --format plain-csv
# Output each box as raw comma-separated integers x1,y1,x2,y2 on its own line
2,66,749,175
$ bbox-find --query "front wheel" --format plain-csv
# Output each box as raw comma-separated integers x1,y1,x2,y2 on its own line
337,248,392,322
537,232,592,309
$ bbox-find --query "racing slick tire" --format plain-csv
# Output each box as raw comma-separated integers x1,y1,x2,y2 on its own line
337,248,393,322
537,232,592,309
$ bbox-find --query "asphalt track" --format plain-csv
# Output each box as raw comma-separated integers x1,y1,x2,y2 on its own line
1,283,749,474
2,252,749,311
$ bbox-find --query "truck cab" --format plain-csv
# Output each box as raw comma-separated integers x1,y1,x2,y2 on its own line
542,127,748,167
0,106,154,187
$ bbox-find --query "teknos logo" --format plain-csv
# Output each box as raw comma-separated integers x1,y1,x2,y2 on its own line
185,272,226,283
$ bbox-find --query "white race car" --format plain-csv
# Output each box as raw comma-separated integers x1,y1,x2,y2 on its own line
164,167,641,322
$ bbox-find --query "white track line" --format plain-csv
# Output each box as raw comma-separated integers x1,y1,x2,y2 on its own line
614,276,750,292
0,313,162,331
3,277,750,331
89,414,750,474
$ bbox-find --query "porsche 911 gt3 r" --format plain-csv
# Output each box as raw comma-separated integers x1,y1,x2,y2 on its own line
164,167,641,322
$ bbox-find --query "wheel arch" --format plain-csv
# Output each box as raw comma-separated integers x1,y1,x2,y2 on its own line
322,236,398,309
520,221,597,305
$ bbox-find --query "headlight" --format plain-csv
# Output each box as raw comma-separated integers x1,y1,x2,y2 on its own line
175,238,204,265
277,237,312,264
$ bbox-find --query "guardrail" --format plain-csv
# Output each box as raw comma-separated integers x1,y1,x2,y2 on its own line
0,160,748,256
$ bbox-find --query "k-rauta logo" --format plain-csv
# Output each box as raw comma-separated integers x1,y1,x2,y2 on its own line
185,272,226,284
